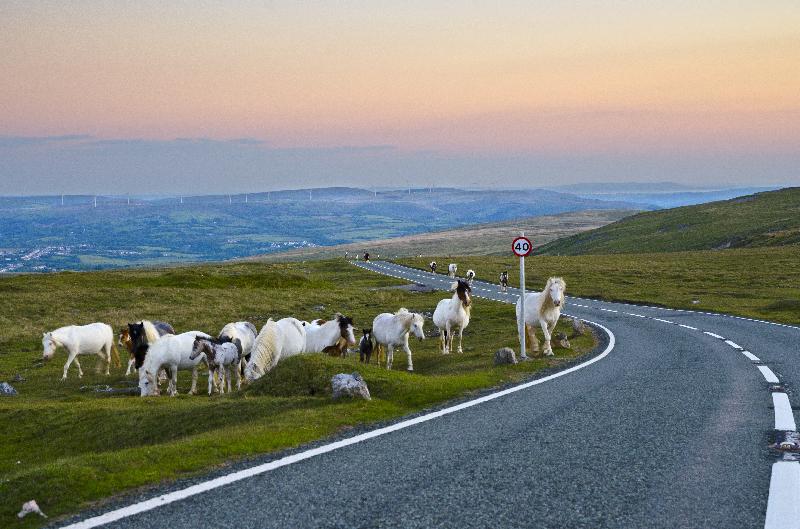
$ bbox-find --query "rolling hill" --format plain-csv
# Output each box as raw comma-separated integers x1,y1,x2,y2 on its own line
538,187,800,255
255,209,632,261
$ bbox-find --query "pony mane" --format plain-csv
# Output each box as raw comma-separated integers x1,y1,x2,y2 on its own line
540,277,566,310
246,319,279,381
140,321,160,343
244,321,257,336
395,307,410,315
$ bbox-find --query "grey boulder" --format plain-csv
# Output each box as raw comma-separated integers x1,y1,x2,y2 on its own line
331,373,371,400
494,347,517,365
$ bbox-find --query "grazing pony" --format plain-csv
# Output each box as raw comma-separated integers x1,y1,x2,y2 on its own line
372,308,425,371
304,314,356,353
465,269,476,285
359,328,375,364
42,323,119,380
128,320,175,372
218,321,257,375
244,318,307,382
448,263,458,278
516,277,566,358
433,280,472,355
499,271,509,293
190,336,243,394
429,261,437,273
138,331,210,396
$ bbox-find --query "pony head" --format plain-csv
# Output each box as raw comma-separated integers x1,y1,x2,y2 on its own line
128,322,145,345
243,362,262,383
410,313,426,340
41,332,56,360
362,328,372,338
337,314,356,345
118,328,131,349
190,336,211,362
451,280,472,307
546,277,566,307
138,369,158,397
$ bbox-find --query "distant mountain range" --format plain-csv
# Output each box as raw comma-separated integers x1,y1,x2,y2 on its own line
539,187,800,255
0,187,637,272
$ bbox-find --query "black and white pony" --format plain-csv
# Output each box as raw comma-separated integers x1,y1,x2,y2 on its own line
433,280,472,354
128,320,175,371
465,269,476,285
429,261,437,273
190,336,243,394
499,271,509,293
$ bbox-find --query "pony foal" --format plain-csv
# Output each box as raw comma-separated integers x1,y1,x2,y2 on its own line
190,336,243,394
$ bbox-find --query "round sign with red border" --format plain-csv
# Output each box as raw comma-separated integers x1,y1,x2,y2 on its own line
512,236,532,257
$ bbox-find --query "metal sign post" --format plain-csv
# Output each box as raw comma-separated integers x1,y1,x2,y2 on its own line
512,233,533,359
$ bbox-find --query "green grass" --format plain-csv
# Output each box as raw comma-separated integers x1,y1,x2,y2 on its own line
398,245,800,325
539,187,800,255
0,260,595,527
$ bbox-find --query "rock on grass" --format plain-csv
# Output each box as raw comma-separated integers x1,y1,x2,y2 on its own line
331,373,371,400
493,347,517,365
1,382,18,396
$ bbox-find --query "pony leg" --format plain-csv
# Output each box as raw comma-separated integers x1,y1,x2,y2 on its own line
170,367,178,396
526,324,541,357
540,321,553,356
236,363,242,391
458,327,464,354
125,358,135,376
104,343,112,374
95,351,105,374
207,369,214,395
404,337,414,372
226,366,232,393
61,350,79,381
189,367,198,395
386,345,394,370
439,328,447,354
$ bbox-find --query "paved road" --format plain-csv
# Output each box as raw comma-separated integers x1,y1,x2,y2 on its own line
61,261,800,529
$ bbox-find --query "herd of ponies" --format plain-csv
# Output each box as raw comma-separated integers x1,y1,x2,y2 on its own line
40,264,567,397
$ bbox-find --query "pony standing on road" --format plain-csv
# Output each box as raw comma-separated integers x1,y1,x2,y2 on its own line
244,317,307,382
433,280,472,355
499,271,509,293
304,314,356,353
429,261,437,273
139,331,210,396
448,263,458,278
372,308,425,371
516,277,566,358
190,336,243,394
465,269,476,285
42,323,119,380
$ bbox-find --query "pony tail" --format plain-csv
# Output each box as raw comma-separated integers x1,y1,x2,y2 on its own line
111,342,121,368
246,319,279,382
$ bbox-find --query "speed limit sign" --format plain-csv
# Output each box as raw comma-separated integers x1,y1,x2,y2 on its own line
512,236,532,257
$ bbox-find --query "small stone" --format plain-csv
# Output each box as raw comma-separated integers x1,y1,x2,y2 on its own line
494,347,517,365
0,382,18,396
556,332,571,349
17,500,47,519
331,373,371,400
312,304,326,312
12,373,25,383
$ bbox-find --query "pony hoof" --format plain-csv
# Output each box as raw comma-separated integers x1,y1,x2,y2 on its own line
407,367,414,372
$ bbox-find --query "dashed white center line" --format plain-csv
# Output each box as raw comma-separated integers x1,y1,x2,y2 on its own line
678,324,698,330
703,331,725,339
765,462,800,529
741,350,761,362
772,393,797,431
653,318,674,324
724,340,743,350
758,365,781,384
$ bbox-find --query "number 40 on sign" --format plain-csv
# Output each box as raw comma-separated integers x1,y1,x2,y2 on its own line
512,236,532,257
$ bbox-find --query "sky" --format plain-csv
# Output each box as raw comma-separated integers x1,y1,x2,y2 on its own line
1,1,798,194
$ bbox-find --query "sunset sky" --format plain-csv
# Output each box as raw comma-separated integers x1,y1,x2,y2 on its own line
1,1,798,194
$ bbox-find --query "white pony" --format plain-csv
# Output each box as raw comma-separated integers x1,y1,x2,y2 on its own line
138,331,210,396
303,314,356,353
465,269,476,285
516,277,566,358
448,263,458,278
42,323,118,381
372,308,425,371
218,321,257,374
244,317,307,382
433,280,472,355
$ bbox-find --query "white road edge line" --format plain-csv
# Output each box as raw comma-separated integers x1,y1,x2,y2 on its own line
758,365,781,384
765,461,800,529
772,393,797,431
58,322,616,529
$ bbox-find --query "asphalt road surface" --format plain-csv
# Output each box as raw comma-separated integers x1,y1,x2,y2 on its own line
59,261,800,529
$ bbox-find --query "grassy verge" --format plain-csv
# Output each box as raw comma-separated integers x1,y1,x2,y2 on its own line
397,245,800,325
0,260,595,527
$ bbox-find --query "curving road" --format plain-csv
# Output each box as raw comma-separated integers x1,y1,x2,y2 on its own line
59,261,799,529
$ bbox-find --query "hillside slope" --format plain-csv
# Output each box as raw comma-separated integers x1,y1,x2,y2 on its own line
255,209,632,261
538,187,800,255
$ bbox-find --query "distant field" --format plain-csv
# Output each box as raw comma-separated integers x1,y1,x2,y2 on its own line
257,210,631,261
398,245,800,325
0,260,595,527
539,187,800,255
